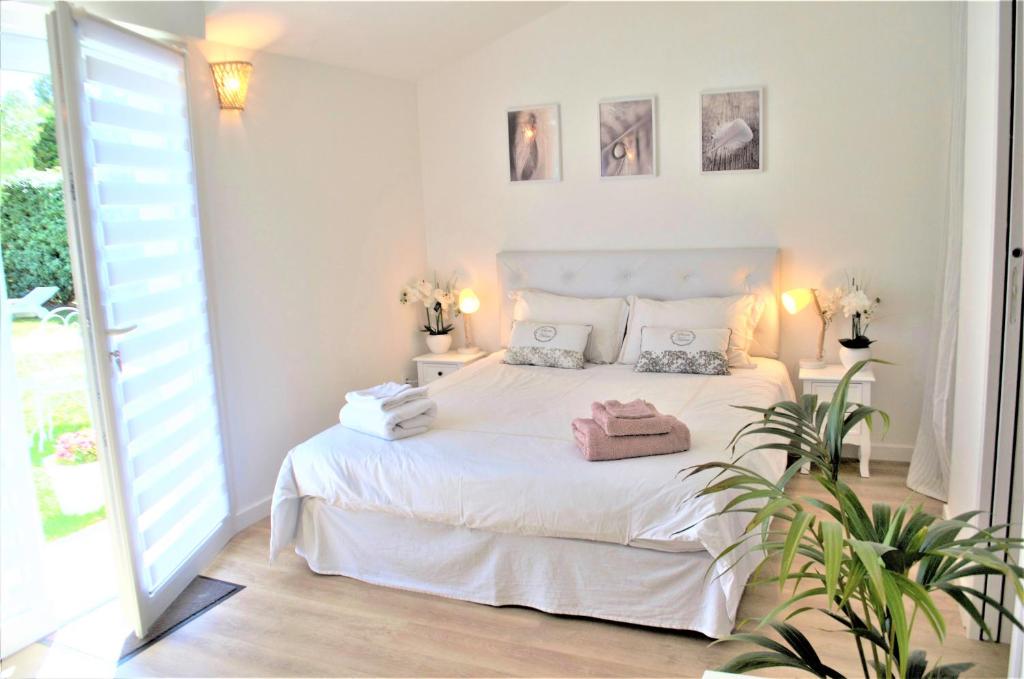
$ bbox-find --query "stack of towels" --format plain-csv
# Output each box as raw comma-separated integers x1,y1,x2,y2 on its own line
340,382,437,440
571,399,691,461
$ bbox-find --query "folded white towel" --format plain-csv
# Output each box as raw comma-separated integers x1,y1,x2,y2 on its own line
345,382,429,412
339,397,437,440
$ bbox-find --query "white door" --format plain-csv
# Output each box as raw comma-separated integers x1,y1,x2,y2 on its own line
47,2,232,635
0,263,56,657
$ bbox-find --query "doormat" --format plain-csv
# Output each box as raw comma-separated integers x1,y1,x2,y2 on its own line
119,575,244,664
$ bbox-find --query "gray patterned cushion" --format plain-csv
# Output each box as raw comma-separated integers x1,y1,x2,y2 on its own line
633,327,731,375
504,321,592,369
506,346,586,370
635,349,729,375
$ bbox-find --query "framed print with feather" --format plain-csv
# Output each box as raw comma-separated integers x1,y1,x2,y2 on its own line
599,96,657,178
700,88,762,173
507,104,561,182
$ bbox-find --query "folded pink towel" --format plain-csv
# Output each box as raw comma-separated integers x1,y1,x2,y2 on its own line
571,417,691,461
603,399,657,419
592,401,675,436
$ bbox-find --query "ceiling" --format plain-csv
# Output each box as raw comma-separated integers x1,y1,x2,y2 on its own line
203,1,563,81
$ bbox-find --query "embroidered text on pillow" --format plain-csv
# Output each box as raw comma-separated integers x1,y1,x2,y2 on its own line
632,326,732,375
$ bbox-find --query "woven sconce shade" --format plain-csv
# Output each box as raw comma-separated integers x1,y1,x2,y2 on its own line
210,61,253,110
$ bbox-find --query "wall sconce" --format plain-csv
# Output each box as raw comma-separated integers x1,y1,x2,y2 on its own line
210,61,253,110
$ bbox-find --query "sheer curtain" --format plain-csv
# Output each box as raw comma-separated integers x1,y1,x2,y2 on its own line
907,3,966,501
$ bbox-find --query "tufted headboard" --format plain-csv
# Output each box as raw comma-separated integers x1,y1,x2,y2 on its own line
497,248,781,358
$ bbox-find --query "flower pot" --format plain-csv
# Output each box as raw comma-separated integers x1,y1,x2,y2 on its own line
44,456,104,515
425,334,453,354
838,345,872,369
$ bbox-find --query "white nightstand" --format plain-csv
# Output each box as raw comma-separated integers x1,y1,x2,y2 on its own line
414,351,485,387
799,364,876,478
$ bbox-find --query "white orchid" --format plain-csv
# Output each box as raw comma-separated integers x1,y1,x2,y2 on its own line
399,286,420,305
840,289,871,317
416,279,434,299
834,276,881,344
435,290,456,310
399,273,461,335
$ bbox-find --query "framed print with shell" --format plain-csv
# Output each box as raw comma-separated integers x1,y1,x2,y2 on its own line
507,104,561,182
700,88,762,173
599,96,657,178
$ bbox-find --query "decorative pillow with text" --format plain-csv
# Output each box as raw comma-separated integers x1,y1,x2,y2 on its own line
505,321,593,370
634,327,732,375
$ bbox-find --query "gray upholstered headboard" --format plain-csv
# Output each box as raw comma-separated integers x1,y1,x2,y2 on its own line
496,248,780,358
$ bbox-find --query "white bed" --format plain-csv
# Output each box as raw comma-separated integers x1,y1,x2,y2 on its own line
270,248,793,639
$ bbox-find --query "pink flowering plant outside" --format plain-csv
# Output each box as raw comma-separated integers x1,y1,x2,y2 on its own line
53,429,98,465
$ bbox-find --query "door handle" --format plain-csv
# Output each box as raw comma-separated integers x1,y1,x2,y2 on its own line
107,324,137,336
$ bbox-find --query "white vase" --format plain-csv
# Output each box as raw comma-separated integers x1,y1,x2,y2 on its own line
44,457,104,515
838,345,872,369
425,334,453,354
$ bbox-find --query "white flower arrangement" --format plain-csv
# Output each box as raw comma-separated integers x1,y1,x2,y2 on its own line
399,274,461,335
821,276,881,348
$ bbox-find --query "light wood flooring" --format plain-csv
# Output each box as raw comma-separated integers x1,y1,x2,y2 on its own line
8,462,1015,678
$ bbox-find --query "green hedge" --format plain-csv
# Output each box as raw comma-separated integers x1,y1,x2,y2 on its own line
0,171,72,305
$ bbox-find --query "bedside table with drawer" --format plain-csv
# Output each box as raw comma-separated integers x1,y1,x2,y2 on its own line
413,351,485,387
799,364,876,477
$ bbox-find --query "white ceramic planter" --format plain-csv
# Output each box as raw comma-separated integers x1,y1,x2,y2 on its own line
838,345,872,369
426,334,453,354
44,457,104,515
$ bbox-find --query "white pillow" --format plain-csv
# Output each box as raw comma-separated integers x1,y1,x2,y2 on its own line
511,290,628,364
618,295,759,367
505,321,592,370
634,327,731,375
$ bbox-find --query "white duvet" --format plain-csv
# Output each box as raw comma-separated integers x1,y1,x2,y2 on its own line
271,352,794,571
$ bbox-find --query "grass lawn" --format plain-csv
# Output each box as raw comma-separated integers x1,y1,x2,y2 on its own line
11,317,106,541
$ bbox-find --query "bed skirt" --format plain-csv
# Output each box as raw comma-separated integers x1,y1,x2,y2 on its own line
292,498,756,639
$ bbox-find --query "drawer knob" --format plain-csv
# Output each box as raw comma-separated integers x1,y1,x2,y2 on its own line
437,371,443,376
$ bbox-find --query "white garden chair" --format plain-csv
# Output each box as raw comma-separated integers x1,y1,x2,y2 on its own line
7,286,59,319
39,306,80,327
26,307,85,444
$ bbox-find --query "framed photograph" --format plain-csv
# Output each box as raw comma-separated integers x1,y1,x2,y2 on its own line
598,96,657,178
700,87,762,173
507,104,561,182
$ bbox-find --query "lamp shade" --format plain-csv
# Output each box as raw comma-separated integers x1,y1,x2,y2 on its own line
458,288,480,314
210,61,253,110
782,288,815,315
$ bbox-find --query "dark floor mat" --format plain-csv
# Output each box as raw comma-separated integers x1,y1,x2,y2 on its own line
119,575,243,663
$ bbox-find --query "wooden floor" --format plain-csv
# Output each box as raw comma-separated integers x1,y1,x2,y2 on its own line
9,462,1014,678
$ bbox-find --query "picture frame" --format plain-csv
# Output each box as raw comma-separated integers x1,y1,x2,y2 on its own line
700,87,763,173
506,103,562,182
598,95,658,179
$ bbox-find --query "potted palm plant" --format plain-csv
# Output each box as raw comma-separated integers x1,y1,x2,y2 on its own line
686,360,1023,678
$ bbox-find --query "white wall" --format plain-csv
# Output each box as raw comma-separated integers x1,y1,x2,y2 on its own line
417,1,955,456
186,42,427,523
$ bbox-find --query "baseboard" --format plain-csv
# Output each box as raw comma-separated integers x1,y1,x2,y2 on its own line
843,442,913,463
232,495,271,532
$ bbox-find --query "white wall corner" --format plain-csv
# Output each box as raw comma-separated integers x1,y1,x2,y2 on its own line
233,495,272,533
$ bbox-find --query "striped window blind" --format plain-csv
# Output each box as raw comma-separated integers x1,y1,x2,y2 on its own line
73,16,228,593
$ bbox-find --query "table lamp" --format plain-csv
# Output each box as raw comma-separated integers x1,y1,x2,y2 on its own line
457,288,480,354
782,288,826,369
